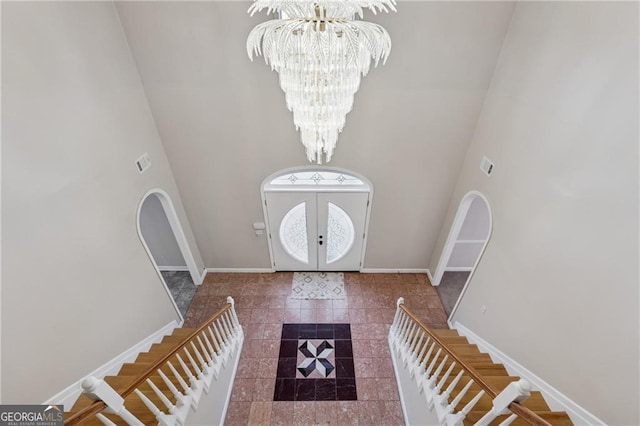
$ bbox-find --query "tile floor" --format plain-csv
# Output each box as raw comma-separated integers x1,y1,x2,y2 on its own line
161,270,197,317
183,272,449,425
435,271,470,317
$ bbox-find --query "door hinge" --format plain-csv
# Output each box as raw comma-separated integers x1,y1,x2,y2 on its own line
264,199,267,206
363,233,366,239
269,233,272,239
367,200,370,207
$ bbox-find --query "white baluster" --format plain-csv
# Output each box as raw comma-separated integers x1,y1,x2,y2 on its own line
167,361,198,410
425,348,442,378
475,379,531,426
437,369,465,412
190,341,208,370
445,389,485,426
225,310,238,336
197,336,213,365
415,341,435,379
81,376,143,426
391,297,404,331
409,331,425,362
436,361,456,394
446,378,475,418
176,354,203,406
397,313,411,348
411,337,431,379
157,369,189,409
212,320,230,355
201,331,216,358
401,324,417,364
207,325,222,355
418,348,441,401
183,347,204,381
133,389,176,426
395,313,411,352
145,379,178,419
202,331,223,374
226,296,239,327
432,362,457,422
426,355,449,408
219,312,233,342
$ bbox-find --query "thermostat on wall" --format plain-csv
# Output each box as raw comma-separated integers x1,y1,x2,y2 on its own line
480,156,494,176
136,153,151,174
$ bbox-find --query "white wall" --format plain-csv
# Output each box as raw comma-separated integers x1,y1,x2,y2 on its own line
432,2,639,424
114,1,516,270
1,2,203,403
140,194,187,269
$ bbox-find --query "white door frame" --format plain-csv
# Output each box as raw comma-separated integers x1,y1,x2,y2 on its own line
261,166,373,272
137,188,202,320
433,190,492,319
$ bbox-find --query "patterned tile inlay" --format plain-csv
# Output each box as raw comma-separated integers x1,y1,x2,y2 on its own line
297,339,335,378
274,324,357,401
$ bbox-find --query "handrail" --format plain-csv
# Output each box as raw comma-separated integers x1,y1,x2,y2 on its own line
64,302,233,426
398,304,552,426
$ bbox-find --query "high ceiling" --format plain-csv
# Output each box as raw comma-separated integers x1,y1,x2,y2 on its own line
115,1,516,268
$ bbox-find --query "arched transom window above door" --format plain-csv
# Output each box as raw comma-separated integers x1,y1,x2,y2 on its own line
265,169,369,191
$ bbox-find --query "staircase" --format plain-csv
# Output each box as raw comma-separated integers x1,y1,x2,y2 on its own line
389,298,573,425
65,297,243,426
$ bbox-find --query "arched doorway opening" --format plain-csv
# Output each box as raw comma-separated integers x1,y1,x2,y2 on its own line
137,189,201,319
261,167,373,271
433,191,492,320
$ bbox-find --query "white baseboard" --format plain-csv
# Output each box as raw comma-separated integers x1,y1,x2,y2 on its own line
452,321,605,426
44,320,180,410
425,269,434,285
158,266,189,271
444,266,473,272
205,268,275,273
198,268,207,285
359,268,430,274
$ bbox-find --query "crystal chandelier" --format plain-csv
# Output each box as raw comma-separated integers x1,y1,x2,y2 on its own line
247,0,396,163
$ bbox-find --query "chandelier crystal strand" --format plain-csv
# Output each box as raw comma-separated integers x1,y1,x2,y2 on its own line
247,1,395,163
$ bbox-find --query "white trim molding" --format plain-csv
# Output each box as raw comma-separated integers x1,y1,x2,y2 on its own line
158,266,189,272
452,321,606,426
444,266,474,272
44,320,180,411
360,268,430,274
205,268,275,273
425,269,435,285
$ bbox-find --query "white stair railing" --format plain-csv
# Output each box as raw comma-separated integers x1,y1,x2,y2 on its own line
66,296,243,426
389,297,543,426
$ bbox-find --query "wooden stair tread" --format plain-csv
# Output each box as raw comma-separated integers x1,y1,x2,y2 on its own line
464,410,573,426
453,390,551,412
431,329,461,337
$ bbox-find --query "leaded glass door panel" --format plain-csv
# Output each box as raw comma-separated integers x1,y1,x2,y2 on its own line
265,192,318,271
317,192,369,271
265,192,368,271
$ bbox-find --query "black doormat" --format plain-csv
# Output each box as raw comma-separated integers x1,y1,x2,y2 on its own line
274,323,357,401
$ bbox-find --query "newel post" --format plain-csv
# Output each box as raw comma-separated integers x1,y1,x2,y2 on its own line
475,379,532,426
81,376,143,426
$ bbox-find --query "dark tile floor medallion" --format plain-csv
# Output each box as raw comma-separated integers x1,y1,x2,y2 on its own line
274,323,357,401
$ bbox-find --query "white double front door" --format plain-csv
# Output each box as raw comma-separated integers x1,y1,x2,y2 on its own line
265,191,369,271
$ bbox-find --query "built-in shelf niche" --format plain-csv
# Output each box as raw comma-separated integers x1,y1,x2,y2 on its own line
446,197,490,272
